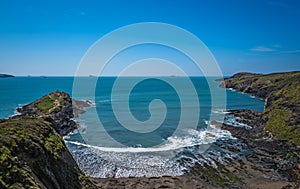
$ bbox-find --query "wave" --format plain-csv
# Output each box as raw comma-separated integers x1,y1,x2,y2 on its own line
224,115,252,130
65,127,232,153
65,125,235,178
211,108,230,114
11,109,21,117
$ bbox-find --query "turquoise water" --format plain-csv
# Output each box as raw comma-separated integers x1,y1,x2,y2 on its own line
0,76,265,177
0,77,264,118
0,77,74,118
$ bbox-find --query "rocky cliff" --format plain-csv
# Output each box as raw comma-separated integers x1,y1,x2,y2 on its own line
220,71,300,145
219,71,300,187
1,72,299,188
0,91,96,189
17,91,91,136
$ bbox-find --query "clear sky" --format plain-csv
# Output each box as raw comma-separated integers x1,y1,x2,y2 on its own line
0,0,299,76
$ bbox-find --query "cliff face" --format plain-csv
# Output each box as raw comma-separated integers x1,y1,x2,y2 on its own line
220,71,300,186
0,91,96,189
221,71,300,145
17,91,78,136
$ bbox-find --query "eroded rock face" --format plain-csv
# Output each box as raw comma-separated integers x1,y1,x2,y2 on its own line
220,71,300,143
17,91,89,136
218,72,300,187
0,91,96,189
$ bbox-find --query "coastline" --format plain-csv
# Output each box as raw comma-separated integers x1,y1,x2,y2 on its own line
0,71,299,188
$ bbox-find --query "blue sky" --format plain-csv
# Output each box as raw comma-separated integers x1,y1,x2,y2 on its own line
0,0,299,76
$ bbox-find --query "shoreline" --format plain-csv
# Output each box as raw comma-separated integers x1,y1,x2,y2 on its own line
89,71,300,188
0,71,299,188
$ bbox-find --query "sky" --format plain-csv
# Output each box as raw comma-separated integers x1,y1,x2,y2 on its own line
0,0,299,76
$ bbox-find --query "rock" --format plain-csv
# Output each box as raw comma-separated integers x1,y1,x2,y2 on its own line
217,71,300,187
220,71,300,144
0,114,96,189
0,91,97,188
0,74,14,78
72,99,93,117
17,91,90,136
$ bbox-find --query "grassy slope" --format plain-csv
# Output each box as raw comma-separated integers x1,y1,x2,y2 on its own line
0,92,96,189
223,71,300,145
29,91,66,114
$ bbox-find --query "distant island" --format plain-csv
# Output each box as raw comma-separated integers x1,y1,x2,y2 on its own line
0,71,299,188
0,74,14,78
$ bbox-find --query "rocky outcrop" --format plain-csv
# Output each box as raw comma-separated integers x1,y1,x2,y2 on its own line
0,91,96,189
219,71,300,187
0,74,14,78
17,91,90,136
220,71,300,144
1,71,299,189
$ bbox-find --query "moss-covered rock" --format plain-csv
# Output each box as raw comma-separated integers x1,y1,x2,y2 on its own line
221,71,300,145
17,91,78,136
0,92,97,189
220,71,300,187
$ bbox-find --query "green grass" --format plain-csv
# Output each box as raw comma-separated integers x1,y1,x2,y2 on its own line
266,109,300,145
36,96,55,113
0,91,97,188
0,118,64,188
226,71,300,145
192,162,241,187
45,132,65,158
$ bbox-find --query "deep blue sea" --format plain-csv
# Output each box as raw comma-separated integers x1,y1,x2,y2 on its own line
0,76,265,177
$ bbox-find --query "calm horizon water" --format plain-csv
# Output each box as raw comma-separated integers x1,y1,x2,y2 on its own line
0,76,264,118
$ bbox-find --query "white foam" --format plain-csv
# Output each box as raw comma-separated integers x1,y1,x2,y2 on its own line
65,121,235,178
65,127,232,153
211,108,230,114
11,109,21,117
67,145,185,178
224,115,252,130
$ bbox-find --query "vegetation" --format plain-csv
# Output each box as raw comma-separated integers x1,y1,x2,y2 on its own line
192,162,241,187
0,92,96,189
35,92,65,113
266,109,300,144
36,96,55,113
224,71,300,145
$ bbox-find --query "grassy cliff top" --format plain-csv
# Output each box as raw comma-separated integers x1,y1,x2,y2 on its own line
0,92,96,189
222,71,300,145
19,91,71,115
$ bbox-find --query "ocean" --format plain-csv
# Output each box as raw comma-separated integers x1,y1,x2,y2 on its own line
0,76,264,178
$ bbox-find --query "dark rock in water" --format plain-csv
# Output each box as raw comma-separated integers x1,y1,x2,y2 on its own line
72,99,93,117
0,74,14,78
0,91,96,188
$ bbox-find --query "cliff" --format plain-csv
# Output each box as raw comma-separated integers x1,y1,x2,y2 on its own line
219,71,300,187
17,91,91,136
0,91,96,189
220,71,300,145
1,72,299,188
